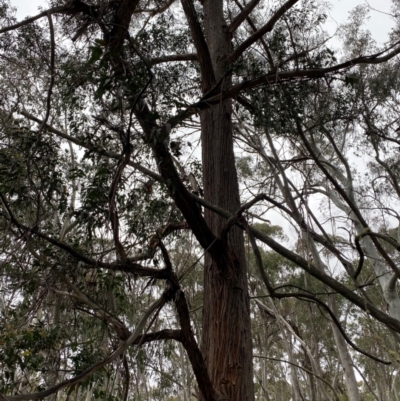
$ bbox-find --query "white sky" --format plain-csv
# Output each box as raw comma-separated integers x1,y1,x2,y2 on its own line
13,0,46,19
326,0,395,46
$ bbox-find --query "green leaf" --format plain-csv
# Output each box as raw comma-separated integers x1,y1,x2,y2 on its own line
89,46,103,64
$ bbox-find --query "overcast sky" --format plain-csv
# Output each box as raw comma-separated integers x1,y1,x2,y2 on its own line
327,0,395,45
11,0,396,47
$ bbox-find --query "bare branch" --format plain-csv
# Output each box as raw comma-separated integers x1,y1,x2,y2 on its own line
132,329,182,344
230,0,300,62
122,355,130,401
0,194,172,279
108,147,133,263
20,111,163,183
296,120,400,278
228,44,400,98
150,53,198,65
272,292,390,364
0,3,80,34
242,218,275,294
228,0,262,33
166,44,400,129
180,0,215,91
170,275,218,401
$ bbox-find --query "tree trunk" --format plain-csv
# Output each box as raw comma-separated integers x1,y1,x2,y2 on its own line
328,297,361,401
306,237,361,401
200,1,254,400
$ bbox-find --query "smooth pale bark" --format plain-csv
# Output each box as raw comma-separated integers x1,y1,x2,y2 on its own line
328,297,361,401
257,299,334,400
179,343,191,401
392,373,400,401
199,1,254,400
262,301,301,401
306,136,400,321
353,220,400,321
282,331,301,401
307,237,362,401
304,282,332,401
253,127,361,401
325,182,400,322
84,385,93,401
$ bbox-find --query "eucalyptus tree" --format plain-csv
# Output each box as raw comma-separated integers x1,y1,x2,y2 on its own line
1,0,400,400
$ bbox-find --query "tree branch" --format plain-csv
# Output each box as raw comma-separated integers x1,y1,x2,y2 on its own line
108,0,141,50
232,0,275,68
108,146,133,263
129,221,189,262
20,110,163,184
150,53,198,65
296,120,400,278
228,0,262,33
188,192,400,333
166,44,400,129
272,292,390,364
55,268,131,338
230,0,300,62
354,236,365,279
37,12,55,134
132,329,182,344
170,275,218,401
0,1,97,34
0,195,172,279
180,0,215,92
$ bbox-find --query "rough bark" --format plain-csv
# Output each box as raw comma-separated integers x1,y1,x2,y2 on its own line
199,1,254,400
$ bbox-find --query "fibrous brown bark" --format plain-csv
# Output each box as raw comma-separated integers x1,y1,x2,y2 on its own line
200,1,254,399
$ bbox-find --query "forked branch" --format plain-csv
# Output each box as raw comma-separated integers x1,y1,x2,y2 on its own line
230,0,300,62
228,0,262,33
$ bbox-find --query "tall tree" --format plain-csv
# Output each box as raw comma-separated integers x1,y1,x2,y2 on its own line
1,0,400,400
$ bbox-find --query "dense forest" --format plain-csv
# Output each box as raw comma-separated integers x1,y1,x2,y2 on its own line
1,0,400,400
